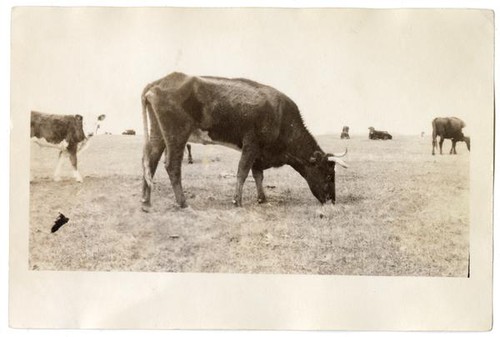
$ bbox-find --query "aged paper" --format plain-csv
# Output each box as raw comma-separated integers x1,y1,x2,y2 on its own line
10,7,493,330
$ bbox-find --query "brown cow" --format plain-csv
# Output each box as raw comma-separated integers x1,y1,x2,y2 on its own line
368,127,392,140
340,126,350,139
432,117,470,155
141,72,348,211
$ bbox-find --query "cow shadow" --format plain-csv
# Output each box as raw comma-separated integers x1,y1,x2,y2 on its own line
340,193,365,204
142,179,367,212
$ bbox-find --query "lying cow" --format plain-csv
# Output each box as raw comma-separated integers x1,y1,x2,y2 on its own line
31,111,100,182
141,72,348,211
368,127,392,140
432,117,470,155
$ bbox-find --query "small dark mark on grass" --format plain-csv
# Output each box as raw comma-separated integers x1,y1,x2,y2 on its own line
51,213,69,233
229,236,240,243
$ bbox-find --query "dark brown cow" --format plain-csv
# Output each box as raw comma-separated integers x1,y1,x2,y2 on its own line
141,72,348,211
340,126,350,139
31,111,87,182
432,117,470,155
368,127,392,140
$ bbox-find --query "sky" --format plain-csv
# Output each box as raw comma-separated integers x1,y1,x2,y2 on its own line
12,7,494,136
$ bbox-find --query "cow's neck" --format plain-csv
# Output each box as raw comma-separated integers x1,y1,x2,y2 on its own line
283,129,323,177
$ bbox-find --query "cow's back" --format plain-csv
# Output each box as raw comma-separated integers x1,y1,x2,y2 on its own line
148,73,299,147
31,111,71,144
433,117,465,139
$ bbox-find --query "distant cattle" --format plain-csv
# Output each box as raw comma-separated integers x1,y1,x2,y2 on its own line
141,72,348,211
368,127,392,140
31,111,87,182
340,126,350,139
432,117,470,155
122,129,136,135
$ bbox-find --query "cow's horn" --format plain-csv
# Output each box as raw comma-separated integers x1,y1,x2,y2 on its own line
328,157,348,168
327,148,347,158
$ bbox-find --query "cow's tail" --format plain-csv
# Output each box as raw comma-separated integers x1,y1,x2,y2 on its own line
142,87,153,188
431,118,438,154
431,119,437,138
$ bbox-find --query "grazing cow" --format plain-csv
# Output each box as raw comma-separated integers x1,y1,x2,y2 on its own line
141,72,348,211
368,127,392,140
31,111,87,182
340,126,350,139
432,117,470,155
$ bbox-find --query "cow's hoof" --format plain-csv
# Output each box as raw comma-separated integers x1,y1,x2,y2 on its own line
257,197,267,204
188,160,193,164
232,199,242,207
141,201,151,212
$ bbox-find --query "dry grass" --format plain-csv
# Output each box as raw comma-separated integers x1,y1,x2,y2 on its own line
29,134,469,276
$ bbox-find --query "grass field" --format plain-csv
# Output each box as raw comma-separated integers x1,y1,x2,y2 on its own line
29,134,469,276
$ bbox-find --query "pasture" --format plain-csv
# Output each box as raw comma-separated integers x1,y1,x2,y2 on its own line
29,134,469,276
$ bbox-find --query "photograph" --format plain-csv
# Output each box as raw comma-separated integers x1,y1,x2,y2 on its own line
9,6,494,330
24,7,481,276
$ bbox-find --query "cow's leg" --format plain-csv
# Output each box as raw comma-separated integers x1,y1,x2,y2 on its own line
141,135,165,211
148,94,193,208
157,116,192,208
68,146,82,182
164,137,190,208
252,161,266,204
186,143,193,164
53,151,65,181
439,137,444,155
233,133,259,207
432,138,436,155
450,139,457,155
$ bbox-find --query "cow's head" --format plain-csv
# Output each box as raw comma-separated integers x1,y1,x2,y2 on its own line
306,149,348,204
82,114,106,138
70,114,86,143
464,136,471,151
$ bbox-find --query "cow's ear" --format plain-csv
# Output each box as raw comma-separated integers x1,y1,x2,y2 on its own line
75,114,83,121
309,151,323,164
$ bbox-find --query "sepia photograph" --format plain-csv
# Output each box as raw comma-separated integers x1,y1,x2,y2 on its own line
9,5,494,330
24,7,480,276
